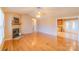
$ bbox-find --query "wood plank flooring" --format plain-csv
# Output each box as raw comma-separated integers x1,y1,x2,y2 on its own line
2,32,79,51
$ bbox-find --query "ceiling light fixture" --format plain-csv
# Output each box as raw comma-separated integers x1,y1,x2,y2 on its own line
36,7,42,18
36,11,41,18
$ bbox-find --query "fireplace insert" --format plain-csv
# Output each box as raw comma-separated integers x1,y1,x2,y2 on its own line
13,28,19,38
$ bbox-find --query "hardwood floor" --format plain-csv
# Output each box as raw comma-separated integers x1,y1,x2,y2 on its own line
2,32,79,51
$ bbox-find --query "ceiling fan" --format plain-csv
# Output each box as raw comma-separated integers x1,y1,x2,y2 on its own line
36,7,46,18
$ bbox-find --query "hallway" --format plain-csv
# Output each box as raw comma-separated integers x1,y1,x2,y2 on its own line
2,32,79,51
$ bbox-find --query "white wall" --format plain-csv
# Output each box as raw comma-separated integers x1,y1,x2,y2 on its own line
21,15,33,34
38,16,57,36
21,15,57,36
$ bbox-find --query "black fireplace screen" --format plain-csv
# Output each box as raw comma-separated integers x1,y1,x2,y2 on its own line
13,28,19,38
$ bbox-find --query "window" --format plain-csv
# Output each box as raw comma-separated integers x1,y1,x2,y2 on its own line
65,20,79,31
0,8,4,45
65,20,72,32
73,20,79,31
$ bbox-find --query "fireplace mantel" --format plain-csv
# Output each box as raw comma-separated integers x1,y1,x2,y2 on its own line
12,25,20,29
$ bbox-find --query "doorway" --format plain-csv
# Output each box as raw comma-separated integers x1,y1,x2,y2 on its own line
32,18,38,32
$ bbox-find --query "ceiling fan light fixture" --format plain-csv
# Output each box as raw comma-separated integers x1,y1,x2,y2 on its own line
36,11,41,18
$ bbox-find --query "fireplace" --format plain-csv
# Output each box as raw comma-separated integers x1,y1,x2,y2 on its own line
13,28,19,38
